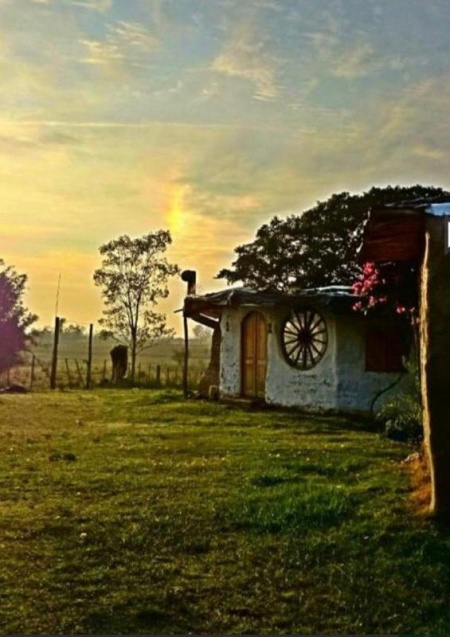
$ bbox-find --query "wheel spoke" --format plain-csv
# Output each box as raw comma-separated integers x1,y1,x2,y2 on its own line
310,341,323,356
306,343,316,365
305,311,316,330
302,345,308,368
310,317,320,330
286,342,301,357
295,312,305,330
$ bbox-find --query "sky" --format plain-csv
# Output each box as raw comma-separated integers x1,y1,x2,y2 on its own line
1,0,450,333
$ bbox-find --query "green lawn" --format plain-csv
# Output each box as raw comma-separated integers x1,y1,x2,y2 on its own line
0,389,449,634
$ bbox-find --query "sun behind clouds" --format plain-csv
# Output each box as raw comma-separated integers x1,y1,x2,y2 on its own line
167,182,190,238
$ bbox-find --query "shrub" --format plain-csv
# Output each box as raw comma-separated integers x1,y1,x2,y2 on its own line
376,361,423,444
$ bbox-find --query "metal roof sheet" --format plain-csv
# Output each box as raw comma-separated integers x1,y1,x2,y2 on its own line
184,286,356,319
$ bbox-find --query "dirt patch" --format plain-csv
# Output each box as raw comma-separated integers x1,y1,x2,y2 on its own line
404,450,431,517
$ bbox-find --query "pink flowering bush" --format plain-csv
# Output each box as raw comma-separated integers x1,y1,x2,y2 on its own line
352,262,418,322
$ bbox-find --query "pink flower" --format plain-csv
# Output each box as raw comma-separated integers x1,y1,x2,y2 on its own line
363,262,375,275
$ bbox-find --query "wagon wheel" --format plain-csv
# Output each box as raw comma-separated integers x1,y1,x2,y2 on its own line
281,309,328,370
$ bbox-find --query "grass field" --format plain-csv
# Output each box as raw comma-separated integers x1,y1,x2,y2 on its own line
0,389,449,634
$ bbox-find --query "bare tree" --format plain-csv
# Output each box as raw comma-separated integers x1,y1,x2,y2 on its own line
93,231,179,381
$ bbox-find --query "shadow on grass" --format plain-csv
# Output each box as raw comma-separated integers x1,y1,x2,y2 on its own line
84,602,196,634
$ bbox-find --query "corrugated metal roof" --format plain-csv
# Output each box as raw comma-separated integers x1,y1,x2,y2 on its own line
382,196,450,211
184,286,356,319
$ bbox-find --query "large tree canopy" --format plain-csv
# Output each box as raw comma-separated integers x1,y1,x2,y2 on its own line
217,185,450,291
0,259,37,375
93,231,179,381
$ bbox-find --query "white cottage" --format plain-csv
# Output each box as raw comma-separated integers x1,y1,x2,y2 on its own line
184,286,412,415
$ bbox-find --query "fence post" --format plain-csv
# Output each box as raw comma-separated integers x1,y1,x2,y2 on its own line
30,355,36,391
50,316,60,390
102,360,107,383
183,313,189,397
86,324,94,389
156,364,161,386
74,359,84,386
65,359,73,388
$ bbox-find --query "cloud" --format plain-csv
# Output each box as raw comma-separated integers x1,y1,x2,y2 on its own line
211,52,278,102
80,20,158,69
68,0,112,10
210,19,280,102
332,43,378,79
80,37,124,66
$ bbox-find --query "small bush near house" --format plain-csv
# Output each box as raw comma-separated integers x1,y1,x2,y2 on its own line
377,394,423,443
376,362,423,444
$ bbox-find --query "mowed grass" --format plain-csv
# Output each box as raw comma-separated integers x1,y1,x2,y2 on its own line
0,390,449,634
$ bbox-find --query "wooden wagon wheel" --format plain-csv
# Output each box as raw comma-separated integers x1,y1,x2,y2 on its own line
281,308,328,370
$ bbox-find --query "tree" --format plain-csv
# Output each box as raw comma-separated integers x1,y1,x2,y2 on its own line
192,324,210,342
93,231,179,381
63,323,87,338
217,185,450,291
0,259,37,375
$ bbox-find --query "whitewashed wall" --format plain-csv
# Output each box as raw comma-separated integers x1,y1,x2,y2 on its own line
219,305,409,415
334,313,410,414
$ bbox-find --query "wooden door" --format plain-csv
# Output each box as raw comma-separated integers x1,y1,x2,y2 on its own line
241,312,267,398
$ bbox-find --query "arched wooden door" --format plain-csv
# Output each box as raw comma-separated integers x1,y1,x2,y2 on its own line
241,312,267,398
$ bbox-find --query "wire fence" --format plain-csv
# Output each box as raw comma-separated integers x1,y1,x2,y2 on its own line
0,316,211,392
1,355,207,392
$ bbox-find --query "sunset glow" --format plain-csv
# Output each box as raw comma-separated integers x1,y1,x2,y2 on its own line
0,0,448,331
167,184,189,238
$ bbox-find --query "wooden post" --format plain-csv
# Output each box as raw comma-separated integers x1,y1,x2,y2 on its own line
30,355,36,391
65,359,73,388
86,324,93,389
74,359,84,386
156,364,161,386
102,360,107,382
183,313,189,398
420,214,450,518
50,316,60,390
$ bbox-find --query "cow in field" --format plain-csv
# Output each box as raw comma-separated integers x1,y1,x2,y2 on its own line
110,345,128,383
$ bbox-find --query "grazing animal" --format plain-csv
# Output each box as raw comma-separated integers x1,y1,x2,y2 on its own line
110,345,128,383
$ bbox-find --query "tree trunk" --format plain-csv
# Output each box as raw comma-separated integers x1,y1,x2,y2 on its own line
420,215,450,518
130,339,137,383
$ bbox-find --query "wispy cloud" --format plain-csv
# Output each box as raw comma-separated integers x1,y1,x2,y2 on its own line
68,0,112,10
332,43,378,79
80,20,158,68
210,19,280,101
